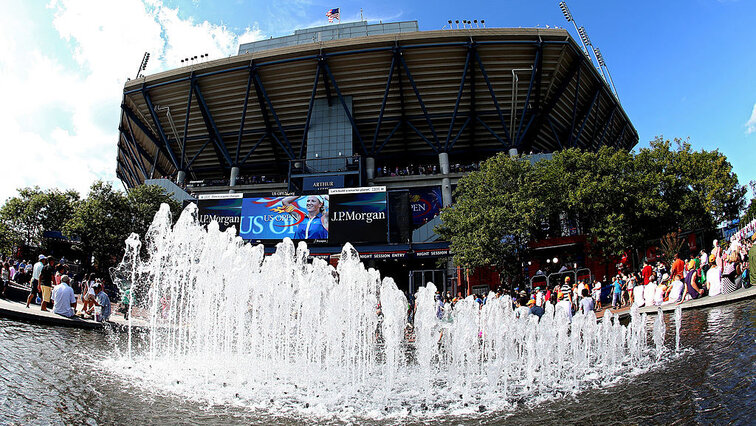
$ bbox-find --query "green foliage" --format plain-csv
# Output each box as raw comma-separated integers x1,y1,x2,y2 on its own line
63,181,180,273
439,137,746,275
0,187,80,248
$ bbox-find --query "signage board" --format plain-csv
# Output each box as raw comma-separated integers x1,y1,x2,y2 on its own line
196,193,243,231
239,195,330,241
328,186,388,244
409,187,443,227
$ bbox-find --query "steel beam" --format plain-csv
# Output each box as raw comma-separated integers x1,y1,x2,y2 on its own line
405,120,439,153
472,50,512,145
397,51,440,150
186,138,213,169
448,116,472,151
445,47,472,151
252,71,296,159
514,46,541,145
180,78,193,170
517,56,582,153
236,66,255,164
321,59,367,155
141,89,180,169
372,54,396,155
241,134,268,165
300,62,321,159
375,121,402,154
119,131,147,177
568,66,582,147
572,87,600,148
546,116,563,149
191,80,234,166
476,117,506,146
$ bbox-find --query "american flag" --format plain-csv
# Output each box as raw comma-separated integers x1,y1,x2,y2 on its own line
326,8,340,23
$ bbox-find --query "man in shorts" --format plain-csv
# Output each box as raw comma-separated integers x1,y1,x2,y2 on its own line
26,255,46,308
39,257,55,311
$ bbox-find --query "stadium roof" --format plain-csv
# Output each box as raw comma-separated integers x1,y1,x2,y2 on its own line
116,26,638,188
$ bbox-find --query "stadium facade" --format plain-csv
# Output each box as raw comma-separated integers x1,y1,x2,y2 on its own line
116,20,637,293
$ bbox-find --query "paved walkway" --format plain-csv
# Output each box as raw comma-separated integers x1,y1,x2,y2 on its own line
0,297,148,331
595,285,756,320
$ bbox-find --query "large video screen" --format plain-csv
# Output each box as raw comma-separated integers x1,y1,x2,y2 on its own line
239,195,330,241
196,194,243,232
328,187,388,244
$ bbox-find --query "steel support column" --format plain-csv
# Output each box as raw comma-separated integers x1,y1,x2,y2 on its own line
445,47,472,151
252,71,296,159
472,50,512,145
397,50,440,150
300,62,321,159
141,90,180,169
372,54,396,154
191,80,234,166
321,58,367,155
572,87,600,148
514,46,541,145
236,66,255,164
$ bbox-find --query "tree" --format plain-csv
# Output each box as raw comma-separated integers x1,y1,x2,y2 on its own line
0,187,80,248
440,138,746,275
437,153,543,276
64,181,180,275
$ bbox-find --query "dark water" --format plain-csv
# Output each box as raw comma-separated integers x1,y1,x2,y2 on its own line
1,301,754,425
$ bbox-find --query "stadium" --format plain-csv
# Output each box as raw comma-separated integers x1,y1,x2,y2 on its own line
115,20,637,293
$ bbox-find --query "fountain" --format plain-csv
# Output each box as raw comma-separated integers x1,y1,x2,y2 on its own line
110,204,681,420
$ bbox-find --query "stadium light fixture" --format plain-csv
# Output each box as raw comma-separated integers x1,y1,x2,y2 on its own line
546,259,551,264
559,2,573,22
136,52,150,79
553,257,559,264
593,47,618,96
577,26,591,46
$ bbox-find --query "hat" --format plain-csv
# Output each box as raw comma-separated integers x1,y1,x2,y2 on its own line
519,290,527,297
661,273,669,282
527,299,535,307
564,276,571,282
709,253,716,263
38,254,46,260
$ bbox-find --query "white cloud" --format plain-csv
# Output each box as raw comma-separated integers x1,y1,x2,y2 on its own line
0,0,265,203
746,103,756,135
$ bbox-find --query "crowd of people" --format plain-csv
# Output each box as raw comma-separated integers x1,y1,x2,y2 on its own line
418,234,754,324
375,162,481,178
0,254,111,322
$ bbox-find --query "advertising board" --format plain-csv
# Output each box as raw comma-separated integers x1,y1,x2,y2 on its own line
409,187,442,227
328,186,388,244
239,195,330,242
196,193,243,232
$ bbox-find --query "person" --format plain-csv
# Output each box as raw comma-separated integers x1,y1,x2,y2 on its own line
579,288,594,314
39,257,55,311
664,274,685,305
705,254,722,297
654,281,667,306
556,285,573,322
515,296,530,319
681,260,703,301
639,261,651,286
283,195,329,240
592,280,602,310
721,251,740,294
670,253,685,280
633,274,646,307
712,239,723,269
644,274,658,308
26,255,46,308
0,263,9,298
529,299,545,319
52,275,77,318
89,282,111,322
611,276,622,309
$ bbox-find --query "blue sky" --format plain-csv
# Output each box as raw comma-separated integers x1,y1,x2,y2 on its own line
1,0,754,203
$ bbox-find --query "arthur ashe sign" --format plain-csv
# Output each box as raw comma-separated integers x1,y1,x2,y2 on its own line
328,186,388,244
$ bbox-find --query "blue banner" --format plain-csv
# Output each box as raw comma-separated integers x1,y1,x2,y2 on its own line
239,195,330,241
409,187,442,227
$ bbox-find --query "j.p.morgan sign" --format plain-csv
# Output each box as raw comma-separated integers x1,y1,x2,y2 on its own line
328,186,388,244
